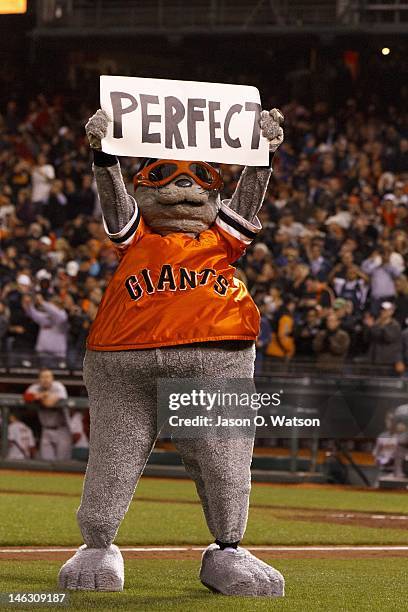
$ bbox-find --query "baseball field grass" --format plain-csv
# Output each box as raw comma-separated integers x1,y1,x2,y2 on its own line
2,558,408,611
0,470,407,611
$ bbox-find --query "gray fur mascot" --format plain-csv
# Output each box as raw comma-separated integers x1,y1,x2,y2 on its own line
58,104,285,597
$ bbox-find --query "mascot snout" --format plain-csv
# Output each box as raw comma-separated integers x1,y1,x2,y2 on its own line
134,160,222,235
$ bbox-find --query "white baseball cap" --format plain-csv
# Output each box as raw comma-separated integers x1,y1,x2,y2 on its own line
17,274,31,287
66,261,80,277
36,269,51,281
383,193,396,202
325,212,351,229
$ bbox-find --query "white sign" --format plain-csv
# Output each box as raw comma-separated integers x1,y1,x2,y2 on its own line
100,75,269,166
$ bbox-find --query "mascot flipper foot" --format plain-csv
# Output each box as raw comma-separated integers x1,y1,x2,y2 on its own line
200,544,284,597
58,544,124,591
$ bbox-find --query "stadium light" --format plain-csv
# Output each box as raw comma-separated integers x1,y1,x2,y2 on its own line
381,47,391,56
0,0,26,14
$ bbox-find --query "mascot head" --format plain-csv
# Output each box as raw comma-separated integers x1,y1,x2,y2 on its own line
133,159,223,236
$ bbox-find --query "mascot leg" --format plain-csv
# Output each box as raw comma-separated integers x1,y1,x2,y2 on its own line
174,345,284,597
58,350,158,591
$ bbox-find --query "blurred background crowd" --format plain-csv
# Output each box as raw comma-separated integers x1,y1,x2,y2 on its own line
0,84,407,374
0,3,407,377
0,82,407,375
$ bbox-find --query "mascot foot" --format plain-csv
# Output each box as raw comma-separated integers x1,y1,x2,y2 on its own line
58,544,124,591
200,544,284,597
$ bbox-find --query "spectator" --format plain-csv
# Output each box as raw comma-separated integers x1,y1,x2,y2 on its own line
65,178,82,220
305,241,331,281
332,266,369,311
15,188,39,225
4,274,38,367
31,153,55,205
363,302,402,372
401,327,408,372
298,276,333,314
392,138,408,174
277,209,305,240
393,405,408,478
394,421,408,478
329,250,356,285
361,247,401,315
333,298,363,357
394,275,408,329
313,312,350,371
245,243,271,288
0,300,9,355
294,307,321,357
23,368,71,461
7,411,36,460
22,294,69,367
373,412,399,482
79,174,97,216
255,304,273,373
69,410,90,461
289,263,310,302
265,292,296,362
43,179,68,232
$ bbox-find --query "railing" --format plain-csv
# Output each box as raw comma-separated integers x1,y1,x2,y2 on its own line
35,0,404,33
0,351,85,382
360,0,408,23
0,351,404,383
1,374,407,460
0,394,324,478
257,357,404,380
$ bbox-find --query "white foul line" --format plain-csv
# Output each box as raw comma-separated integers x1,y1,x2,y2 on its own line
1,545,408,553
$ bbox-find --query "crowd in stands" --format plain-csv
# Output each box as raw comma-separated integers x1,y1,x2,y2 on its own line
0,89,407,375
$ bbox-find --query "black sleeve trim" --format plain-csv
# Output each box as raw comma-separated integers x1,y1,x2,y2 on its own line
93,150,118,167
109,208,141,244
218,208,258,240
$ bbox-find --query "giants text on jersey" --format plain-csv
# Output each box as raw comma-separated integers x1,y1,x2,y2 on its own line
87,201,261,350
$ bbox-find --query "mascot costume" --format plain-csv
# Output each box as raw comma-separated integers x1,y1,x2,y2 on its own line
58,103,285,597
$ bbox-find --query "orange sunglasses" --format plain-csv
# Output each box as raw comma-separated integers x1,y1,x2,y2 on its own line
133,159,223,191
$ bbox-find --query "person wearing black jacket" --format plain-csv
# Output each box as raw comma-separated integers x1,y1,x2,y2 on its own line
313,313,350,372
394,276,408,329
363,302,402,372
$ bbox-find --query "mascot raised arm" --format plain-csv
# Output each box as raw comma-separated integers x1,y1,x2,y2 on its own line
58,104,285,597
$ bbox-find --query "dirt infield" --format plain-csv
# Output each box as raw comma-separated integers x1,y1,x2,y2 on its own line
284,509,408,530
1,546,408,562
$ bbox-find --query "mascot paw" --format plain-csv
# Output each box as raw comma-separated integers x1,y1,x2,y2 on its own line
260,108,284,153
58,544,124,591
200,544,284,597
85,109,111,150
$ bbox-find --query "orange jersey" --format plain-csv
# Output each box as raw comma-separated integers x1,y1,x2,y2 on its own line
87,201,261,351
